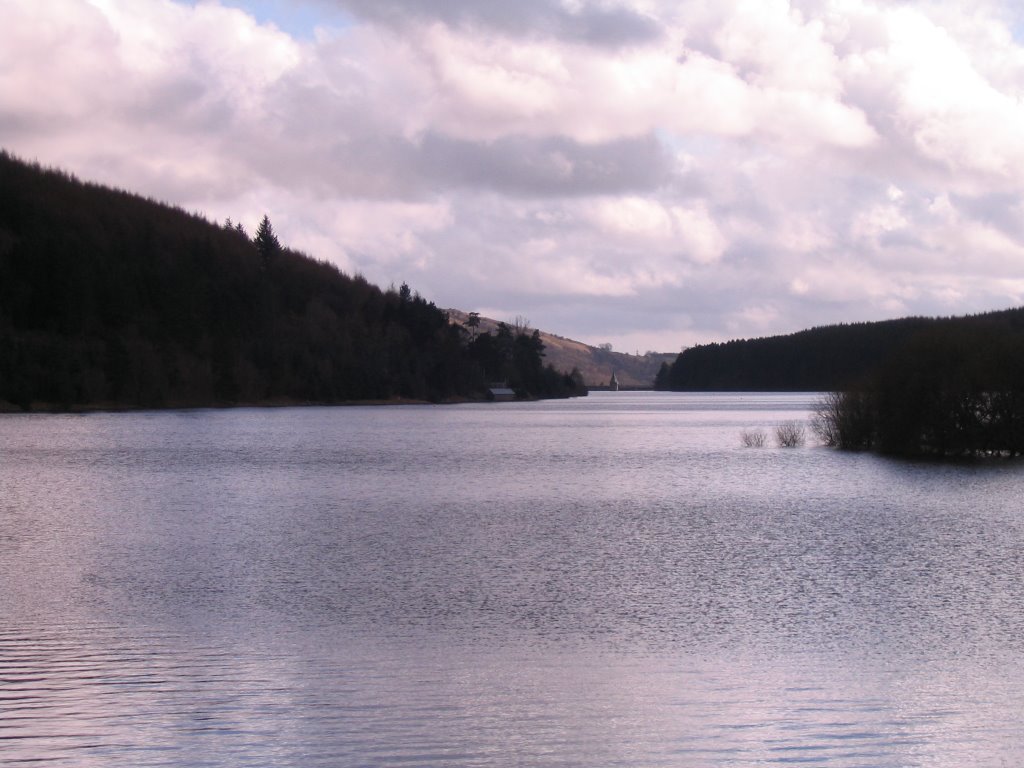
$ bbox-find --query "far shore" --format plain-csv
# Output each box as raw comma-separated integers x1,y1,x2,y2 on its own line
0,393,592,414
0,397,452,414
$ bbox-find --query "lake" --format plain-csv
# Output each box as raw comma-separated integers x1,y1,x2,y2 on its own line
2,392,1023,766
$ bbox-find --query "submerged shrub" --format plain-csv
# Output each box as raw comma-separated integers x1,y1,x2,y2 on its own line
775,421,806,448
741,428,767,448
811,391,874,449
810,392,842,447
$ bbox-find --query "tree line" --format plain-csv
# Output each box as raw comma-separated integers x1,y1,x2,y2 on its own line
655,316,943,392
811,321,1024,457
651,301,1024,457
0,151,584,410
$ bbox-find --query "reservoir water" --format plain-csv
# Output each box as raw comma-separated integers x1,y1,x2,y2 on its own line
2,392,1023,766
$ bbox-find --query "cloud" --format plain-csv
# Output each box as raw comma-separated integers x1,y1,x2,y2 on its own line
2,0,1024,352
415,133,672,196
587,197,727,265
334,0,663,48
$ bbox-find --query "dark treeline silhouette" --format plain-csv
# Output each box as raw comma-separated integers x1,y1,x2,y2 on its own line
812,320,1024,457
658,317,942,391
652,299,1024,457
656,308,1024,394
0,151,584,410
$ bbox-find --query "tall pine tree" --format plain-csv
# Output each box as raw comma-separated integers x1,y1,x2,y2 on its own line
254,215,280,263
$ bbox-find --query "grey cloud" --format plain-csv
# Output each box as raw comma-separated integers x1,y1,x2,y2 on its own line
951,193,1024,244
127,75,233,133
242,129,674,199
877,230,926,249
333,0,662,47
0,112,46,139
415,132,672,196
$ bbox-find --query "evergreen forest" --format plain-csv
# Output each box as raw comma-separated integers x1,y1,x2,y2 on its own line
0,151,585,411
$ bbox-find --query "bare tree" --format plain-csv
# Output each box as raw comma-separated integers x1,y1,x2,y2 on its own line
811,391,874,449
775,421,806,448
810,392,842,446
741,428,767,447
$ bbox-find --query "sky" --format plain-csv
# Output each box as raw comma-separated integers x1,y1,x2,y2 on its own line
3,0,1024,353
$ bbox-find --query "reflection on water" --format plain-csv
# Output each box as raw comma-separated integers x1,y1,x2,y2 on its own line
2,393,1023,766
5,625,1022,767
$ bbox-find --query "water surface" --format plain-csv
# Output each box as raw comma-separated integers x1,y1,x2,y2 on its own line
2,393,1023,766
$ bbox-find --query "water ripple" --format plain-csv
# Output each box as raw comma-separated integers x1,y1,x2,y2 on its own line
2,394,1024,765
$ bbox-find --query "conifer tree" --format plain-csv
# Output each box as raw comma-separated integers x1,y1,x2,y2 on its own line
254,215,280,262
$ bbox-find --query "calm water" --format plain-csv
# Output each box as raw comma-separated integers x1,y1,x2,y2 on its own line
2,392,1024,766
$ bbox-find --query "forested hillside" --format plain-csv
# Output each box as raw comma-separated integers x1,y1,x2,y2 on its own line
657,308,1024,392
0,151,584,410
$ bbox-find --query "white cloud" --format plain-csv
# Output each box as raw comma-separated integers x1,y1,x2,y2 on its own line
728,304,782,335
670,203,728,264
593,197,673,240
840,2,1024,181
853,202,908,241
2,0,1024,352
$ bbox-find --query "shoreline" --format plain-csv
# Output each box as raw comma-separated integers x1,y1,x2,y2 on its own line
0,396,476,415
0,392,591,415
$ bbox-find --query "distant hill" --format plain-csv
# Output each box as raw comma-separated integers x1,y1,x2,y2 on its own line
0,150,582,410
658,307,1024,391
446,309,674,387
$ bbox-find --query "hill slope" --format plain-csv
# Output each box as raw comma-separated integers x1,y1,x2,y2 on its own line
446,309,673,387
0,151,580,410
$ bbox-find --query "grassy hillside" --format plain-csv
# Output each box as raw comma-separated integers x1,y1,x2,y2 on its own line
446,309,673,387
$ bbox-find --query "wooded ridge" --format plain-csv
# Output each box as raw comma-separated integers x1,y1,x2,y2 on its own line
656,308,1024,393
0,151,584,411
